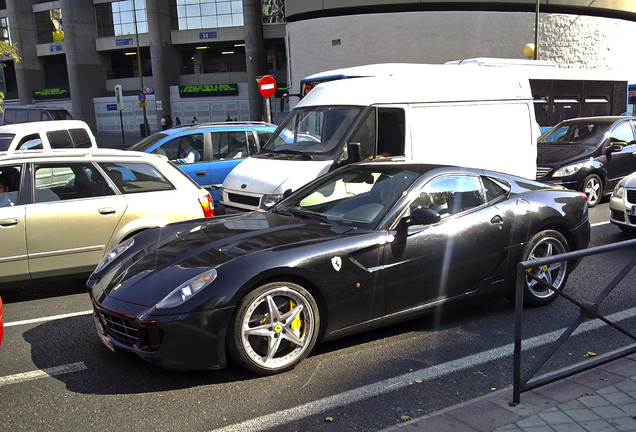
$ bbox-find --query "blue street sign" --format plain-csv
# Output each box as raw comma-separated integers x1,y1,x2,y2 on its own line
50,45,63,53
116,38,134,46
107,104,118,111
199,32,217,40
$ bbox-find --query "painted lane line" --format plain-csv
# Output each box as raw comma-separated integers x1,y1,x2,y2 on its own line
5,310,92,327
591,221,610,228
0,362,87,387
211,306,636,432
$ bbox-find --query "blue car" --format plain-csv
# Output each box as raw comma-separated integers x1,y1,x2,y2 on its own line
128,122,276,204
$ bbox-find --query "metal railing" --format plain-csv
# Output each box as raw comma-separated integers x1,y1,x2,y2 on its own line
512,238,636,405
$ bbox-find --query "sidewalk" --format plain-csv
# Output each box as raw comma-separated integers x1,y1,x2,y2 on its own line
379,355,636,432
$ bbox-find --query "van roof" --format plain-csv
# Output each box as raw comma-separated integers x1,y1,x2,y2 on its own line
297,64,532,107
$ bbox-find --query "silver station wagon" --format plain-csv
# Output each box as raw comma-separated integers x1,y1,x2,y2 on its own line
0,149,214,284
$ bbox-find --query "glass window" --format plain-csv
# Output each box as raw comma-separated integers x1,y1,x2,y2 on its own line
0,134,14,151
34,163,115,202
176,0,243,30
35,8,63,44
17,134,43,150
0,165,20,208
112,0,148,36
99,162,175,194
47,130,73,149
482,176,510,202
262,0,285,24
69,129,93,148
414,175,485,218
212,131,248,160
0,17,11,44
611,122,635,143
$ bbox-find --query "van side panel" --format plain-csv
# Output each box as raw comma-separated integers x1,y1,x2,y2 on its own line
408,102,536,178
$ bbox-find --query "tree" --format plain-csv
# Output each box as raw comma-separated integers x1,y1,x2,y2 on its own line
0,41,20,110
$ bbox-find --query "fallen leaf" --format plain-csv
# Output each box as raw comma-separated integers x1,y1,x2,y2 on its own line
325,417,334,422
491,388,497,391
586,392,595,396
415,379,422,384
585,351,597,357
400,416,412,421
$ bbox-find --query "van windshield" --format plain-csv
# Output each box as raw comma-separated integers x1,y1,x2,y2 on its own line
260,106,363,158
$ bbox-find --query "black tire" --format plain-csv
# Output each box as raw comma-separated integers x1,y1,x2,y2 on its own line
228,282,320,375
522,230,570,306
582,174,603,207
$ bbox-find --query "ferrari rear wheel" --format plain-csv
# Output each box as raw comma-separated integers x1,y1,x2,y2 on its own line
522,230,569,306
228,282,320,375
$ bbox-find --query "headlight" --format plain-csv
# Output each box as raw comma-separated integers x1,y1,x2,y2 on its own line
261,193,285,209
613,184,625,199
154,269,217,309
95,237,134,273
552,162,586,178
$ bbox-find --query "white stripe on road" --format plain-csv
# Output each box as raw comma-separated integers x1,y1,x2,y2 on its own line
591,221,610,227
0,362,87,387
211,307,636,432
4,310,92,327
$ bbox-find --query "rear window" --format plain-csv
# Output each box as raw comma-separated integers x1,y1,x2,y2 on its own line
99,162,175,194
47,130,74,148
0,134,15,151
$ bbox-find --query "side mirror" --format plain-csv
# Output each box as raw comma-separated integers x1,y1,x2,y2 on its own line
607,143,624,154
348,142,362,163
406,207,441,226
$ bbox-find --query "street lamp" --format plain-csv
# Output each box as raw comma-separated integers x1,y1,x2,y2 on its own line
132,0,149,136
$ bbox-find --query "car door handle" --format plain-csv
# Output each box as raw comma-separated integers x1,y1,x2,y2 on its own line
98,207,117,215
196,171,207,177
490,215,504,224
0,218,18,227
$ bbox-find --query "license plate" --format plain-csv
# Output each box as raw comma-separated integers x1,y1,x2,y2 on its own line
632,206,636,216
97,330,115,352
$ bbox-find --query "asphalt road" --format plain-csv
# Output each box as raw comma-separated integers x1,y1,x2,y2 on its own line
1,199,635,432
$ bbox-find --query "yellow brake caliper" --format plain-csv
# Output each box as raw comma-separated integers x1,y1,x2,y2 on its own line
289,299,302,345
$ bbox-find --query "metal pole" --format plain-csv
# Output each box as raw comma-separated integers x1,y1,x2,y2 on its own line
534,0,540,60
133,0,148,136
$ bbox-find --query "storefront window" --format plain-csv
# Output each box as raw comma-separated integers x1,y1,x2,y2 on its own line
176,0,243,30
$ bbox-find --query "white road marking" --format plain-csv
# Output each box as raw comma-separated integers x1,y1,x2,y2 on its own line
4,310,92,327
591,221,610,227
211,307,636,432
0,362,87,387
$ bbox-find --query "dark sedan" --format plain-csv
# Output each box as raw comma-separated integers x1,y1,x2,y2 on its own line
536,116,636,207
88,161,590,375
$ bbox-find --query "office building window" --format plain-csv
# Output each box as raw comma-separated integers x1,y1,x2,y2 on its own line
176,0,243,30
0,17,10,44
262,0,285,24
35,8,63,44
0,1,6,10
113,0,148,36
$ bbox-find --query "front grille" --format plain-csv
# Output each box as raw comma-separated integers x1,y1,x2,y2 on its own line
228,192,260,207
536,166,552,179
627,189,636,204
629,215,636,225
99,311,139,346
611,209,625,222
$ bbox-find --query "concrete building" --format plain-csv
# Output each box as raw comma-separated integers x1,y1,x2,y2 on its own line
0,1,635,135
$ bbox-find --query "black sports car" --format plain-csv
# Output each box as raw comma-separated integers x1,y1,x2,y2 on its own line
88,160,590,375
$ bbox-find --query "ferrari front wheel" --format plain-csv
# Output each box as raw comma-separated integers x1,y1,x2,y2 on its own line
522,230,569,306
228,282,320,375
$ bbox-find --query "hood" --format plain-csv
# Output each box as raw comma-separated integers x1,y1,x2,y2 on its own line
104,211,349,307
536,145,598,168
222,157,332,195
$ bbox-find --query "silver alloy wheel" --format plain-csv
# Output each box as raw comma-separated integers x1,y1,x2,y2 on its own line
525,235,568,301
583,175,602,207
239,286,316,371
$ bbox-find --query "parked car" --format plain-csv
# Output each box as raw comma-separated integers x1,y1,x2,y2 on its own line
88,160,590,374
0,120,98,152
0,149,214,285
1,105,74,125
536,116,636,207
128,122,276,204
609,171,636,232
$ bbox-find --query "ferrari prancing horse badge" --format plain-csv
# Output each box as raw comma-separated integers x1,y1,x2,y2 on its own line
331,256,342,271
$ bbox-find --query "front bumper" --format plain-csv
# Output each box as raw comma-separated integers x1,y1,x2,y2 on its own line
609,190,636,229
92,296,234,370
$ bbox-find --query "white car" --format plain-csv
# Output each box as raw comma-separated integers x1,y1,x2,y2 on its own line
0,120,98,152
0,149,214,284
610,172,636,232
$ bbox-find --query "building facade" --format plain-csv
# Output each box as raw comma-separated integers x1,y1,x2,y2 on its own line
1,1,636,135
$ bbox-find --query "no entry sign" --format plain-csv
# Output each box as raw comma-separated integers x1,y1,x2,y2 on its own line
258,75,276,98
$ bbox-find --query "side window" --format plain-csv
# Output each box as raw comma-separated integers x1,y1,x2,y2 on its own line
347,109,376,160
482,176,510,202
212,131,249,159
3,109,15,124
99,162,175,194
256,131,272,150
376,108,405,157
47,130,74,148
69,128,93,148
15,110,28,123
34,164,74,202
170,134,203,164
155,138,181,159
17,134,43,150
0,165,21,207
611,122,635,144
409,175,485,218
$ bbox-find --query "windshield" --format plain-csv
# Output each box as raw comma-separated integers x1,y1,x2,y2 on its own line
261,106,364,157
0,134,14,151
538,121,611,145
274,165,420,229
129,133,170,151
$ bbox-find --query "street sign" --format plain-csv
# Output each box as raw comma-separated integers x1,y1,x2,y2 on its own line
114,85,123,110
143,85,154,95
258,75,276,98
138,92,146,102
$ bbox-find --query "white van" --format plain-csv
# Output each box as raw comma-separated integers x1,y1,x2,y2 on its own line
0,120,98,152
220,64,538,211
